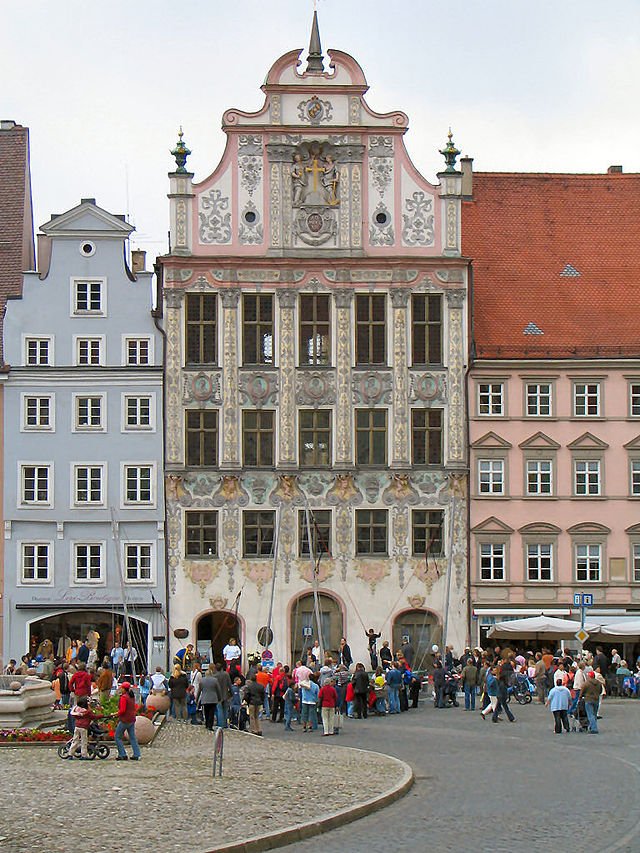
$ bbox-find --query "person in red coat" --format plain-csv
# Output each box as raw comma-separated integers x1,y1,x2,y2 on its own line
69,662,92,698
318,678,338,736
114,682,141,761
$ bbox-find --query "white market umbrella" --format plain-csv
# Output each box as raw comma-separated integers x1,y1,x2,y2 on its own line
487,615,581,641
597,620,640,637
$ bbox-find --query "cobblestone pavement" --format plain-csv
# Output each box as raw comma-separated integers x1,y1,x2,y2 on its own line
272,696,640,853
0,720,405,853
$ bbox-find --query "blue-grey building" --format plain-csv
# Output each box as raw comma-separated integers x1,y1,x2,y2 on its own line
2,199,167,670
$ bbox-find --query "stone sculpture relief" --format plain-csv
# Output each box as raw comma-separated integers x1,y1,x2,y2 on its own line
295,370,337,408
238,201,264,245
369,203,394,246
352,371,393,406
409,372,447,404
327,473,362,506
238,371,279,408
212,475,250,507
383,474,420,507
402,191,435,247
291,147,340,207
298,96,334,125
199,189,232,244
182,372,222,405
269,475,304,506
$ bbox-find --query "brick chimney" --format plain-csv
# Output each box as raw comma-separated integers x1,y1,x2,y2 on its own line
131,249,146,272
460,156,474,198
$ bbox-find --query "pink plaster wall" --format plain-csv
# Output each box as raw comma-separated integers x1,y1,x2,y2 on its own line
469,363,640,610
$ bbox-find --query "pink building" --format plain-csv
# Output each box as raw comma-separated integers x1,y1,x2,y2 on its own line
463,165,640,650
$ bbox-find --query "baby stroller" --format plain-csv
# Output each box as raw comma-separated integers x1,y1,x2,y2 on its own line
229,704,248,732
58,721,111,759
569,697,589,733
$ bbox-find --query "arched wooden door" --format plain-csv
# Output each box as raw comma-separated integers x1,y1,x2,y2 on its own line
290,592,343,665
196,610,240,666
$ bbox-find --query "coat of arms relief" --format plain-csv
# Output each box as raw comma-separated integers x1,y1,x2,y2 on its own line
290,141,340,246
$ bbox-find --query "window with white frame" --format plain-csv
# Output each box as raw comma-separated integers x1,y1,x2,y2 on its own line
574,460,601,495
630,384,640,417
478,383,504,416
633,544,640,582
526,383,552,417
21,465,50,504
574,382,600,416
23,396,52,430
576,543,601,582
526,543,553,581
74,543,103,583
74,466,103,505
123,465,153,504
75,396,103,430
21,543,51,583
25,337,51,366
76,338,102,366
124,396,152,429
478,459,504,495
526,459,553,495
125,338,151,366
480,542,505,580
632,460,640,496
124,543,153,582
73,279,103,314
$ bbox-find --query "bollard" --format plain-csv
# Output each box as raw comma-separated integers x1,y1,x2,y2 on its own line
212,726,224,777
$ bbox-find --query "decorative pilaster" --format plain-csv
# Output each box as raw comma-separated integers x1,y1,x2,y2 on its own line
390,288,410,467
278,289,297,468
164,289,184,465
445,288,466,466
221,289,240,468
168,171,194,256
334,289,353,466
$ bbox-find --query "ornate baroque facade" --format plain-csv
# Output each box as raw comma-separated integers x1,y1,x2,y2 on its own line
159,17,469,667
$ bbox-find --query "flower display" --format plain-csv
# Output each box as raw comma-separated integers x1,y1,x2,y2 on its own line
0,728,68,743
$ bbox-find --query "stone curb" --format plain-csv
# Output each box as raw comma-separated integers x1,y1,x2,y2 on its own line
203,746,414,853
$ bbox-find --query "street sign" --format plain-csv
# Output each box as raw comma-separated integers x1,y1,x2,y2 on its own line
575,628,590,644
583,593,593,607
573,593,581,606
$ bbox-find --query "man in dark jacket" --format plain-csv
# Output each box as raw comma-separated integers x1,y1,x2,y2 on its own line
401,638,414,669
243,675,265,736
433,662,445,708
339,638,353,668
213,662,233,728
351,663,370,719
76,641,90,666
379,641,393,670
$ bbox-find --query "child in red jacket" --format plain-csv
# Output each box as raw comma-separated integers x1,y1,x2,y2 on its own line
69,697,101,759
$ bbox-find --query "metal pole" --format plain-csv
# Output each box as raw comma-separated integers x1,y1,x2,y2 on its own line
212,726,224,777
441,486,457,659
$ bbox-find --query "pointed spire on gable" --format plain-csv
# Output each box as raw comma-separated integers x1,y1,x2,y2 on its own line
306,10,325,73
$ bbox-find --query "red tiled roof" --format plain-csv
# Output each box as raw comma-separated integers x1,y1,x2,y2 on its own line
0,122,34,360
462,172,640,359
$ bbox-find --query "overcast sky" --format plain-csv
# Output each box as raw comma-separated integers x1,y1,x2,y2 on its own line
4,0,640,260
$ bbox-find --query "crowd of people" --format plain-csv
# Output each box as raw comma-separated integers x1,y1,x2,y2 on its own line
5,630,636,743
140,634,425,737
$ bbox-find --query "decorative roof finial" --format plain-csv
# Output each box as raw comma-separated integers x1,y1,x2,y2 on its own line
439,128,461,173
171,127,191,174
306,10,325,73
